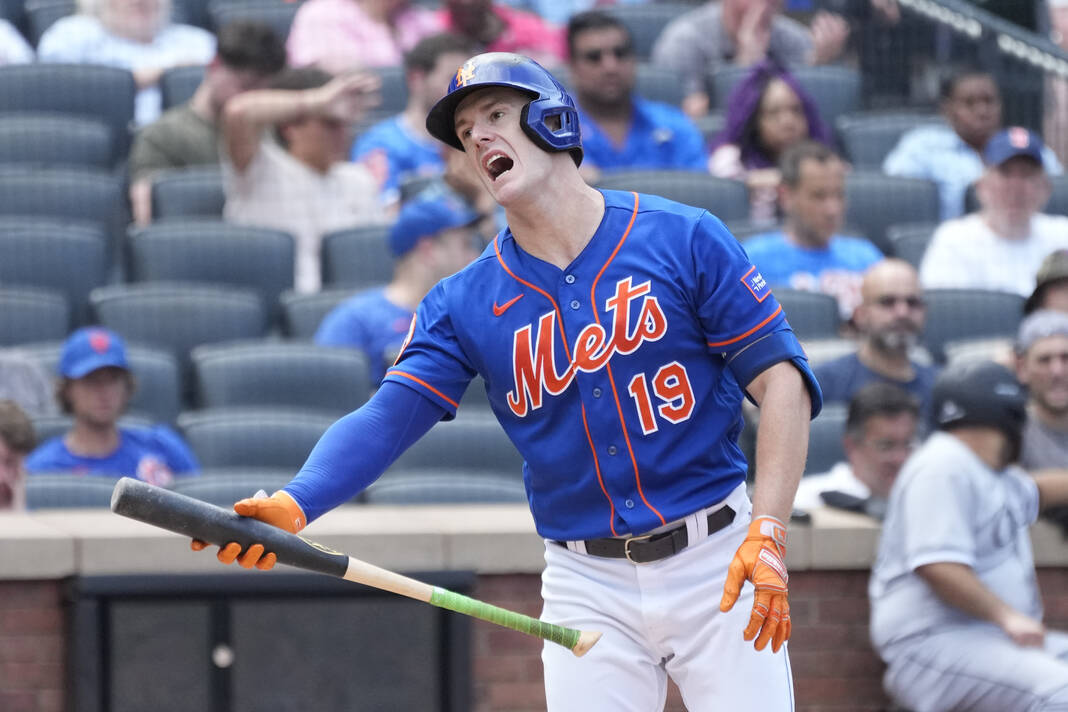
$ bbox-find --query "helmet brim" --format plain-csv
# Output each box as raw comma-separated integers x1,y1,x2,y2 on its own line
425,82,537,152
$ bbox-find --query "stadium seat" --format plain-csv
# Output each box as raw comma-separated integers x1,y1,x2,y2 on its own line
320,225,394,289
150,166,226,220
386,411,523,478
844,172,940,255
0,286,70,346
23,0,72,45
635,63,684,107
0,217,107,325
594,171,750,222
724,219,780,242
171,469,298,507
711,65,862,129
805,404,847,476
834,112,945,170
921,289,1026,364
89,283,269,370
0,63,136,156
22,341,182,424
364,469,527,504
177,407,334,470
278,288,357,339
606,3,695,59
942,336,1014,367
800,338,857,368
25,473,120,509
1047,175,1068,217
694,112,726,146
191,341,371,414
0,113,115,169
774,288,840,341
159,65,206,111
458,375,492,412
886,222,938,269
207,0,300,41
365,65,408,125
127,220,295,314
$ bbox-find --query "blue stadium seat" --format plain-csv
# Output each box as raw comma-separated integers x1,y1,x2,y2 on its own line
320,225,394,290
921,289,1026,364
278,288,357,340
150,166,225,220
594,170,750,222
0,113,115,169
774,288,841,341
805,404,847,476
0,286,70,346
607,3,695,60
844,172,940,256
712,65,862,129
835,112,945,170
25,473,120,509
159,65,206,111
177,407,334,470
207,0,299,41
171,469,298,507
886,222,938,269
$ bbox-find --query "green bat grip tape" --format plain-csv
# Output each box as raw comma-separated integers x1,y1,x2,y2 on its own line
430,587,580,650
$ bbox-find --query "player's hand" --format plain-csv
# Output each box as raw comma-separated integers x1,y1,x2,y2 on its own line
808,11,850,65
190,490,306,571
720,515,791,653
997,608,1046,648
310,72,381,123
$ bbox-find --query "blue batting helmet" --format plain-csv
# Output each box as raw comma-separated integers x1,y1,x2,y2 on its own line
425,52,583,166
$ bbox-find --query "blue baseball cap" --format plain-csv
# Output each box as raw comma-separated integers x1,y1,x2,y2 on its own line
58,327,129,379
984,126,1045,167
388,196,480,258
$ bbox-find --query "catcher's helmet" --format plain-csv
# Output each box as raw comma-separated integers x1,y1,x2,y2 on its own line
930,360,1027,455
425,52,583,166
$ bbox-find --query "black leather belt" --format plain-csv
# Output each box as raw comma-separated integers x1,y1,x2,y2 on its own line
558,505,736,564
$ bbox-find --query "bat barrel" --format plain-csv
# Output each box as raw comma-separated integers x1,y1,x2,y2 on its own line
110,477,349,578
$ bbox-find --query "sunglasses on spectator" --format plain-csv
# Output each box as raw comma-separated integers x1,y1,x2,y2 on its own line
874,295,925,309
578,45,633,64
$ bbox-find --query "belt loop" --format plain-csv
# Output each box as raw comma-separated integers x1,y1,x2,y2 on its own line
686,509,702,543
566,539,588,555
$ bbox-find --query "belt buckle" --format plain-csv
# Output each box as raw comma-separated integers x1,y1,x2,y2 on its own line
623,533,654,564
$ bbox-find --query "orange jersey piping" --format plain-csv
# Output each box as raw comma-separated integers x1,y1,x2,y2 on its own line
706,304,783,349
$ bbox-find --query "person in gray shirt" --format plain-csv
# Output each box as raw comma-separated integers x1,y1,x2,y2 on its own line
870,360,1068,711
650,0,849,117
1017,310,1068,471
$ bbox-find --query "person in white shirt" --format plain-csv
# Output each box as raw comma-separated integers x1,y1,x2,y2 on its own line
794,381,919,518
221,66,387,293
920,127,1068,297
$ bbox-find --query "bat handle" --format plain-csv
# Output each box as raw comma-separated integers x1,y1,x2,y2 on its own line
428,587,601,657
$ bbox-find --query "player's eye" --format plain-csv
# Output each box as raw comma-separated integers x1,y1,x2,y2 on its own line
491,110,504,120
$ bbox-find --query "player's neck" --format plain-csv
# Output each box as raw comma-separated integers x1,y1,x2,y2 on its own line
384,277,428,311
857,340,914,381
506,181,605,269
981,209,1032,240
65,421,121,457
1030,400,1068,433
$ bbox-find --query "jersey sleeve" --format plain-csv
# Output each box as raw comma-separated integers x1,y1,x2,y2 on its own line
150,425,201,475
380,280,476,416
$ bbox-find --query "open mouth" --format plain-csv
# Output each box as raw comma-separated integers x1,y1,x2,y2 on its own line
484,152,514,181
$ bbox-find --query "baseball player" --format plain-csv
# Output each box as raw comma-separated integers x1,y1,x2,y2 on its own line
870,361,1068,711
195,53,821,710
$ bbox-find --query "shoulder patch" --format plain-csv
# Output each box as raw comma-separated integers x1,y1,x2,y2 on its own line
741,266,770,303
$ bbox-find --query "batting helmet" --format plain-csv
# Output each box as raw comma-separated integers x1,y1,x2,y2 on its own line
930,360,1027,457
425,52,583,166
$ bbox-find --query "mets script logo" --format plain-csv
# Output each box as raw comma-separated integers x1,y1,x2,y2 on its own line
507,277,667,417
455,61,477,87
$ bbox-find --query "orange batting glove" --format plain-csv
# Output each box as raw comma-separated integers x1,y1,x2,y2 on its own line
190,490,306,571
720,515,791,653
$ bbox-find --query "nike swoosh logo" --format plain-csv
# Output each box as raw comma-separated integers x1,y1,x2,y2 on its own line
493,294,524,316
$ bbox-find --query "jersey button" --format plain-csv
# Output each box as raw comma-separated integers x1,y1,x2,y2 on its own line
607,445,617,455
592,387,602,398
565,274,576,284
569,299,580,310
625,499,635,509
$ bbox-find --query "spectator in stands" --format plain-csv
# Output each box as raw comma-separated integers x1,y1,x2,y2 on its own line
814,258,938,415
743,141,883,319
651,0,849,118
351,33,474,207
0,350,58,418
920,127,1068,297
883,68,1063,220
316,195,480,383
286,0,440,74
565,10,705,183
0,400,34,510
1025,249,1068,316
221,67,386,293
794,382,919,519
128,20,287,225
1047,0,1068,164
498,0,650,27
0,19,32,65
37,0,217,126
709,59,833,224
1016,310,1068,471
25,328,198,484
435,0,566,67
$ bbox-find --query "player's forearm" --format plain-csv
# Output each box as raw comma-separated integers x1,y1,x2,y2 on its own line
222,89,324,172
748,362,811,523
915,561,1017,626
1034,469,1068,511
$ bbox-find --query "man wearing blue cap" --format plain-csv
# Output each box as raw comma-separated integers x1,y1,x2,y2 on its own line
25,328,199,485
920,126,1068,297
315,196,480,384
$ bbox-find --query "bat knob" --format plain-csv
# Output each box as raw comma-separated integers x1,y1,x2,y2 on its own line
571,630,602,657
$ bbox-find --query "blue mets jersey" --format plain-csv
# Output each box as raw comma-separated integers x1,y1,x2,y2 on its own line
382,189,820,540
315,287,415,384
351,115,444,203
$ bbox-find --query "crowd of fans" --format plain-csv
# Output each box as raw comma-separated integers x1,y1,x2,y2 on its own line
1,0,1068,706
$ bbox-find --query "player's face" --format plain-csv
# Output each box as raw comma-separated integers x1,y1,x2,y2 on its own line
285,116,351,173
1041,282,1068,313
454,87,554,207
67,367,130,429
1017,334,1068,416
845,412,917,499
568,26,636,108
0,436,25,510
977,157,1050,224
943,75,1001,147
856,263,925,352
756,79,808,157
782,157,844,246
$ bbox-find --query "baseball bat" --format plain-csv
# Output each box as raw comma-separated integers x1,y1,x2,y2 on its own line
109,477,601,657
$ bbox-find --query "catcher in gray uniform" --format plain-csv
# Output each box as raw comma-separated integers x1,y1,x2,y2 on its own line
870,360,1068,712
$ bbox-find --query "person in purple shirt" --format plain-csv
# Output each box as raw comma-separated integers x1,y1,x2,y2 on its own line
315,194,481,383
743,141,883,319
565,10,706,183
25,328,199,485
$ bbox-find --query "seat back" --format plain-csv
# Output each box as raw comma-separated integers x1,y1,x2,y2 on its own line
1047,175,1068,217
635,63,684,107
606,3,695,59
886,222,938,269
844,172,940,255
387,412,523,477
23,0,72,44
712,65,862,129
922,289,1025,364
159,65,206,111
320,225,394,289
774,288,841,341
191,341,371,414
835,112,945,170
171,469,298,507
278,288,357,339
0,286,70,346
207,0,300,41
594,171,750,222
0,113,115,169
805,404,847,476
25,474,120,509
178,408,334,469
364,470,527,505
